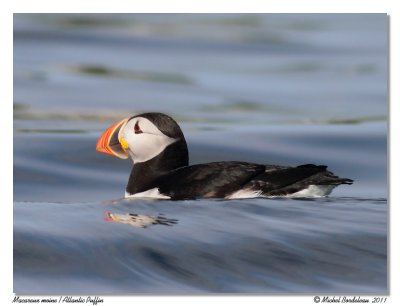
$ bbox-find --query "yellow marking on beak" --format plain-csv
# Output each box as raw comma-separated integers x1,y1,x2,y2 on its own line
120,137,129,149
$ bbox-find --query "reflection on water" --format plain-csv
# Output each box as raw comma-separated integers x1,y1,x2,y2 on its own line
13,13,387,294
104,211,178,228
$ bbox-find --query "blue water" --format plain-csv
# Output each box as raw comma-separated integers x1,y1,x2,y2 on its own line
13,14,388,294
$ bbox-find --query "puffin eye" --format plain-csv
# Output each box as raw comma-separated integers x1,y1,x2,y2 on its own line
134,122,143,134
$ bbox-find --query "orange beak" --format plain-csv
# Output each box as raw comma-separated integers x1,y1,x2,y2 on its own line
96,118,129,159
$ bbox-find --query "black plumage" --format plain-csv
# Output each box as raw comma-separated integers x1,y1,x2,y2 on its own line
128,160,352,200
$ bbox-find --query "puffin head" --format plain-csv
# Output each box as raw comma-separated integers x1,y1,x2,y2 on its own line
96,112,187,164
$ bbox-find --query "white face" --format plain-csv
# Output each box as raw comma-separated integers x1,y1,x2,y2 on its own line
119,117,177,163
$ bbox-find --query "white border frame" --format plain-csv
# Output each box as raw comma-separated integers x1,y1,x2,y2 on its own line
2,1,397,306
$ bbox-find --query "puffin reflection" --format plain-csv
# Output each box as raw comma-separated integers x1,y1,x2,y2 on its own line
104,211,178,228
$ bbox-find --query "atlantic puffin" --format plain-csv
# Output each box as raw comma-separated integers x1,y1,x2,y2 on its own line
96,112,353,200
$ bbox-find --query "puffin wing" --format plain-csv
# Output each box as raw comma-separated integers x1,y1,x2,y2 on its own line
243,164,353,196
156,161,266,199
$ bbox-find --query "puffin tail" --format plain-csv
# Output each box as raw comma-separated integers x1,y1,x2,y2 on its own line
297,164,353,186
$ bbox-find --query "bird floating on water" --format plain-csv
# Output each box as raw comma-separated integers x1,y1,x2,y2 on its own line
96,112,352,200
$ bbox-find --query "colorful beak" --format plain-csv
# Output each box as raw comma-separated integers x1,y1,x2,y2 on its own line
96,118,129,159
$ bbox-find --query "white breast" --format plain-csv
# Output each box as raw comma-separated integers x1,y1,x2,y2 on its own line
125,188,171,199
226,189,263,199
286,185,335,197
226,184,336,199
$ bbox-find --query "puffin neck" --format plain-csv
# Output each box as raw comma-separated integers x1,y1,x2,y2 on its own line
125,139,189,195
